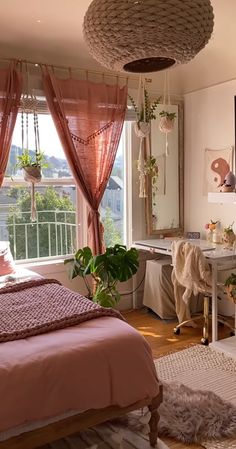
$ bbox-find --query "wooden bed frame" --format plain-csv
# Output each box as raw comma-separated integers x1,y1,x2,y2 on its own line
0,386,163,449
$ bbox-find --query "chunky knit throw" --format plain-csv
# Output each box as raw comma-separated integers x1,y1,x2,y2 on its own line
0,278,124,342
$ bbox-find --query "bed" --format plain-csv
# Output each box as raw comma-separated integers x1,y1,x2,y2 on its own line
0,269,162,449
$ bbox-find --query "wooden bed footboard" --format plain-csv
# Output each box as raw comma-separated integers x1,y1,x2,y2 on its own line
0,385,163,449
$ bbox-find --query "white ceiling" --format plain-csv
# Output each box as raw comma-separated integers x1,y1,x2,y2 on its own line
0,0,235,95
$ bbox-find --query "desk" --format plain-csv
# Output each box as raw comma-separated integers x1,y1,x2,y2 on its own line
134,239,236,356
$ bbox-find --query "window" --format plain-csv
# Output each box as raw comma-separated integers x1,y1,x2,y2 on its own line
116,199,121,212
1,113,77,261
0,114,131,262
101,126,126,248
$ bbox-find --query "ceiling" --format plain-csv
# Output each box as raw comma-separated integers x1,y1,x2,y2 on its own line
1,0,236,95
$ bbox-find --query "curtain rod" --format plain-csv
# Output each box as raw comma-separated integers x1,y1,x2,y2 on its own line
0,56,152,84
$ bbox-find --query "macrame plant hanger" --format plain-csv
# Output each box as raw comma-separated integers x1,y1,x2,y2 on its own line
134,76,150,198
21,63,41,222
159,70,175,157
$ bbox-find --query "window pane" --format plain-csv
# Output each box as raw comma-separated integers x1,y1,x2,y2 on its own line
100,127,125,247
6,113,72,179
0,185,76,261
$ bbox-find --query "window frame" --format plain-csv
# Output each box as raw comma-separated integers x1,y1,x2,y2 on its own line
1,108,134,265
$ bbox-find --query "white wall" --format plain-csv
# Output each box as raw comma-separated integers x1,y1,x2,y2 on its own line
184,79,236,235
184,80,236,316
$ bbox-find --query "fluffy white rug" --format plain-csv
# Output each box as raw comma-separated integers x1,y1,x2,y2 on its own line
159,382,236,443
155,344,236,448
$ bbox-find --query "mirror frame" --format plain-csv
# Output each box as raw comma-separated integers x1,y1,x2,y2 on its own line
145,98,184,236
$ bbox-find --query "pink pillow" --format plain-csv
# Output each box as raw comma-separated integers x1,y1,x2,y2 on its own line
0,242,16,276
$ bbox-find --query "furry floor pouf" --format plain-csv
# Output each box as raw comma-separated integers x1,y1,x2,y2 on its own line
158,382,236,444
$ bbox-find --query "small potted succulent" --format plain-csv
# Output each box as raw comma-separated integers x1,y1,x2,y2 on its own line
224,273,236,303
223,223,235,248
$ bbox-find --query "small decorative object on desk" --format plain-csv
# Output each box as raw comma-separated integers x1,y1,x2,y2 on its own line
220,171,236,192
204,220,219,243
212,221,222,244
223,222,235,248
224,272,236,303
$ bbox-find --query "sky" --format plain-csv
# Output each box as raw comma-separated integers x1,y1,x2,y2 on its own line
12,113,123,158
12,114,65,158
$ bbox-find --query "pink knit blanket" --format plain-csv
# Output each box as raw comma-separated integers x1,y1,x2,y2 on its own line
0,278,124,342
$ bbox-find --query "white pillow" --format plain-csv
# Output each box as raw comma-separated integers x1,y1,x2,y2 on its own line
0,241,16,276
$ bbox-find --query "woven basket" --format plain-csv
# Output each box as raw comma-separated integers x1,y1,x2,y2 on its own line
23,166,42,183
83,0,214,73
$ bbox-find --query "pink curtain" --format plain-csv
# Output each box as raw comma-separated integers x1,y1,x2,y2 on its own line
0,63,22,186
42,71,127,254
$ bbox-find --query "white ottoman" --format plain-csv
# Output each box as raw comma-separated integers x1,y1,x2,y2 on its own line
143,258,203,319
143,258,176,319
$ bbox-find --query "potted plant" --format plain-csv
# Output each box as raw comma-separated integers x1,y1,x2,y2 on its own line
129,89,160,198
224,273,236,303
16,149,48,182
159,110,176,133
129,89,160,136
143,155,159,204
223,223,235,248
64,244,139,308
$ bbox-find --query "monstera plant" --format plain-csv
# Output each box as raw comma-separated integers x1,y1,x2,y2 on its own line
64,244,139,307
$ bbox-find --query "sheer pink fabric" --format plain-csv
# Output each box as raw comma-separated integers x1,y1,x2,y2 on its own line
43,72,127,254
0,63,22,186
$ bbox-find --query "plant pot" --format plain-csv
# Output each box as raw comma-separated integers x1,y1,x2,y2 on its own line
225,284,236,303
134,121,150,138
223,229,236,248
159,117,175,133
23,165,42,183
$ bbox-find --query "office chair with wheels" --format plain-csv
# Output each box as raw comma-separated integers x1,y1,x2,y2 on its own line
171,240,234,345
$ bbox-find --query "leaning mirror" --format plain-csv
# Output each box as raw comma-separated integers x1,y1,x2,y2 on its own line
146,99,184,236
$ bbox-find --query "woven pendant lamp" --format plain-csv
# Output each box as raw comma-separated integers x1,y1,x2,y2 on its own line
83,0,214,73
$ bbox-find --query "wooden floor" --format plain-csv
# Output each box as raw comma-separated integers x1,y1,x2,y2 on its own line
123,308,233,449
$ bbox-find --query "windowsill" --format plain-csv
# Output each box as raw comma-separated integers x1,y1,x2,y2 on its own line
16,256,72,273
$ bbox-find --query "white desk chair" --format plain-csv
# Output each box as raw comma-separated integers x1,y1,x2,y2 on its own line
171,241,234,345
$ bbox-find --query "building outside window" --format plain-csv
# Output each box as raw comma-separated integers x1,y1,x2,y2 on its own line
0,112,129,262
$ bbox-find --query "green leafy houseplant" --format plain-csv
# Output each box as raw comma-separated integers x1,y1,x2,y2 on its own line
16,149,48,170
64,244,139,308
129,90,161,126
224,273,236,303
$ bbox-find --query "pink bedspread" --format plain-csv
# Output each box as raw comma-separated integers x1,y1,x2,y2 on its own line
0,278,123,342
0,317,159,434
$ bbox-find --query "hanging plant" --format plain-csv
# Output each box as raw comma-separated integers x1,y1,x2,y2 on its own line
144,155,159,207
129,79,160,198
159,71,176,156
16,149,48,182
159,110,176,133
129,90,160,127
144,155,158,186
